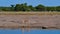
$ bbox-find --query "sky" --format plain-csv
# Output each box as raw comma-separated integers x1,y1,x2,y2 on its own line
0,0,60,7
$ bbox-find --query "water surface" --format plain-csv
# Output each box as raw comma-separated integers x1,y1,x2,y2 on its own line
0,29,60,34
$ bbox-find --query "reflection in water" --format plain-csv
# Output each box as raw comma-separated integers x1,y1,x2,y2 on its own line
0,29,60,34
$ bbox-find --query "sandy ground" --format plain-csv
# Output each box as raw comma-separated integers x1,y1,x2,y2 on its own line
0,15,60,29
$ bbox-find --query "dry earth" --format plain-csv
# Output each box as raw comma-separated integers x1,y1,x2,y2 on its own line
0,14,60,29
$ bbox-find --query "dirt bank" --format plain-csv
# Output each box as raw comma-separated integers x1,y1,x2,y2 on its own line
0,14,60,29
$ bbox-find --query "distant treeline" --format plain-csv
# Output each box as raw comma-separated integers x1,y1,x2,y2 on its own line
0,3,60,12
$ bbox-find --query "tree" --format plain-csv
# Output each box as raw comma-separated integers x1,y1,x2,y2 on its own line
47,7,55,12
28,5,36,11
0,3,60,12
56,6,60,11
11,5,14,11
35,4,45,11
14,3,29,11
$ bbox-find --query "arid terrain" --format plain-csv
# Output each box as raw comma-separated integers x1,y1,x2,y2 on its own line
0,12,60,29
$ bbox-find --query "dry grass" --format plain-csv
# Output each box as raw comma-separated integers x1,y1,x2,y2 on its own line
0,12,60,15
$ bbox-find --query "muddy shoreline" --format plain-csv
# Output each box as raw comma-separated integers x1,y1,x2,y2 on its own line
0,12,60,29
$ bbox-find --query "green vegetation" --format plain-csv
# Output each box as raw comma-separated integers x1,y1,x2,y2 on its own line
0,3,60,12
